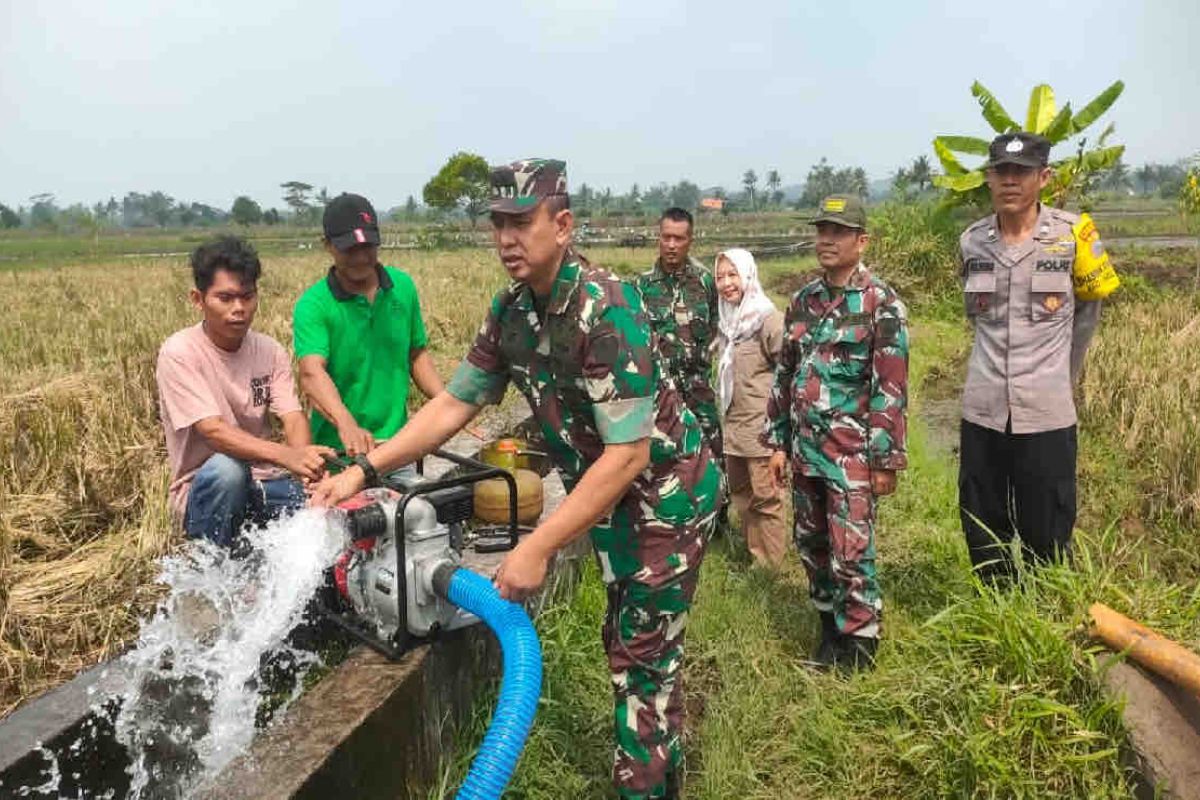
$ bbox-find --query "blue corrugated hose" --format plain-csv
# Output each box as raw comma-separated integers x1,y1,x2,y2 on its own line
444,567,542,799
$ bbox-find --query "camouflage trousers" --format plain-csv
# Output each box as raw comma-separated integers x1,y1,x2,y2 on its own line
681,380,723,461
604,565,702,799
791,474,881,638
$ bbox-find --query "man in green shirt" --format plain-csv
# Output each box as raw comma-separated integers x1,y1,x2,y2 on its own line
293,193,443,456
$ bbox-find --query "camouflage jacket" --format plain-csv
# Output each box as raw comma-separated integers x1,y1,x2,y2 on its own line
762,264,909,490
447,251,721,583
634,257,718,393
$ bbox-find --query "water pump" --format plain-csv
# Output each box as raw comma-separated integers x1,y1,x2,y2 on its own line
320,450,543,799
320,449,521,658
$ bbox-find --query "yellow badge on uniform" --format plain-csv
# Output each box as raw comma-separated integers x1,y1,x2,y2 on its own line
1043,294,1063,313
823,198,846,213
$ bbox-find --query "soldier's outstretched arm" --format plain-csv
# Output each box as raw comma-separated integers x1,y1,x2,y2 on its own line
494,438,650,601
308,391,480,506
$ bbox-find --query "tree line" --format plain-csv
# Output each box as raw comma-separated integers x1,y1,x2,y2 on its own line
2,157,1189,234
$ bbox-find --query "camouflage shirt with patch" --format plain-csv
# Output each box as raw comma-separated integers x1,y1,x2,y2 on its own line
763,263,909,490
448,251,721,583
635,257,718,394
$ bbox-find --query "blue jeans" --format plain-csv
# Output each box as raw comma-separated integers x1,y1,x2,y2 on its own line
183,454,306,547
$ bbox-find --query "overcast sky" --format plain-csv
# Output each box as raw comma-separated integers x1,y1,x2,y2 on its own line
2,0,1196,211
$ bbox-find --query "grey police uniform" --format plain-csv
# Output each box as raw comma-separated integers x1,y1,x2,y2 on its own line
958,205,1102,580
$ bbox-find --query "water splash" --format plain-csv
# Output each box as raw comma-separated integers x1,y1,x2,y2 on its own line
109,509,344,798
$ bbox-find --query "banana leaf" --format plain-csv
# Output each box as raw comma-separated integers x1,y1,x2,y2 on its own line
936,135,991,156
971,80,1019,134
1070,80,1125,134
933,171,986,192
933,138,969,175
1041,104,1074,144
1080,145,1126,172
1025,84,1057,134
1097,122,1116,147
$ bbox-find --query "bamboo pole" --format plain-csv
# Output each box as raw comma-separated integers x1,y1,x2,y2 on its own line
1089,602,1200,697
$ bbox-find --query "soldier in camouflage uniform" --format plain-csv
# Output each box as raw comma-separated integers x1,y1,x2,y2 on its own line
311,159,721,800
763,194,908,671
636,208,723,459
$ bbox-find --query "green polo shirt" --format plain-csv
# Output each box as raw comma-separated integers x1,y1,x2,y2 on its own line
293,264,428,450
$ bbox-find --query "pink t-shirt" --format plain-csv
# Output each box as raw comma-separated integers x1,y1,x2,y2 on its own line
156,323,302,517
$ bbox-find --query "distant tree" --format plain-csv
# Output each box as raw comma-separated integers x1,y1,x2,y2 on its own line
669,180,701,211
799,159,835,206
1157,163,1188,199
628,183,642,214
105,196,119,223
765,170,782,207
891,166,914,198
281,181,315,222
0,203,20,229
423,151,491,226
177,202,197,226
909,156,933,192
642,183,670,214
1102,156,1131,192
144,191,175,227
599,187,613,215
848,167,869,198
122,192,151,227
231,195,264,226
742,169,759,210
317,187,331,207
573,183,595,215
263,208,282,225
1135,164,1157,195
403,195,419,220
59,204,96,233
29,193,57,229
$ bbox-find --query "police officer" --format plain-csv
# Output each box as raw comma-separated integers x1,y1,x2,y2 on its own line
311,160,720,800
958,132,1103,582
636,208,722,459
764,194,909,671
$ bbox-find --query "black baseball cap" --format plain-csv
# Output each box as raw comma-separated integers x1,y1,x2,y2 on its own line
323,193,381,251
986,132,1051,169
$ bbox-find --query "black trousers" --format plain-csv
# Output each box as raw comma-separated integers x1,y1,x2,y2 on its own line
958,418,1077,581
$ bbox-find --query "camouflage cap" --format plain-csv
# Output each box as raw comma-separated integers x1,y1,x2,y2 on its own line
810,194,867,230
489,158,568,213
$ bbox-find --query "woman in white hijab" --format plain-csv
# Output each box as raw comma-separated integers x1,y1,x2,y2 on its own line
714,248,788,568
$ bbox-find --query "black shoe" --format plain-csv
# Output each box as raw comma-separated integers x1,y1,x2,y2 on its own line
814,612,840,667
834,636,878,673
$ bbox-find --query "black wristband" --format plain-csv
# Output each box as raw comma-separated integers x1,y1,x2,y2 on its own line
354,454,381,488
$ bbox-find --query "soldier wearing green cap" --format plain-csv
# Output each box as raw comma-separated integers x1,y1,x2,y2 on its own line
763,193,909,671
635,207,722,459
957,132,1105,583
311,159,720,800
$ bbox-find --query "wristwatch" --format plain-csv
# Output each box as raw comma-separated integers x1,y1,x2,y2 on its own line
354,454,381,488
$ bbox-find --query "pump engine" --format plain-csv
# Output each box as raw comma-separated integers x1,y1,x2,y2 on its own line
320,451,521,659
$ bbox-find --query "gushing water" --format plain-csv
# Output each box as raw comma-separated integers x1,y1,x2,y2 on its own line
106,509,344,798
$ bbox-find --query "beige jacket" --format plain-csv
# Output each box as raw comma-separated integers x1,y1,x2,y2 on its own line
722,311,784,457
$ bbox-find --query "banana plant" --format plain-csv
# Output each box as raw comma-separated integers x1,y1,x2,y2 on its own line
932,80,1126,208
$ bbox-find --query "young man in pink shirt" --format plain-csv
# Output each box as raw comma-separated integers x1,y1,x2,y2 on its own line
156,236,336,547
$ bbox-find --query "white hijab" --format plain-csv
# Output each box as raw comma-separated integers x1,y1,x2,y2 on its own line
716,248,777,414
